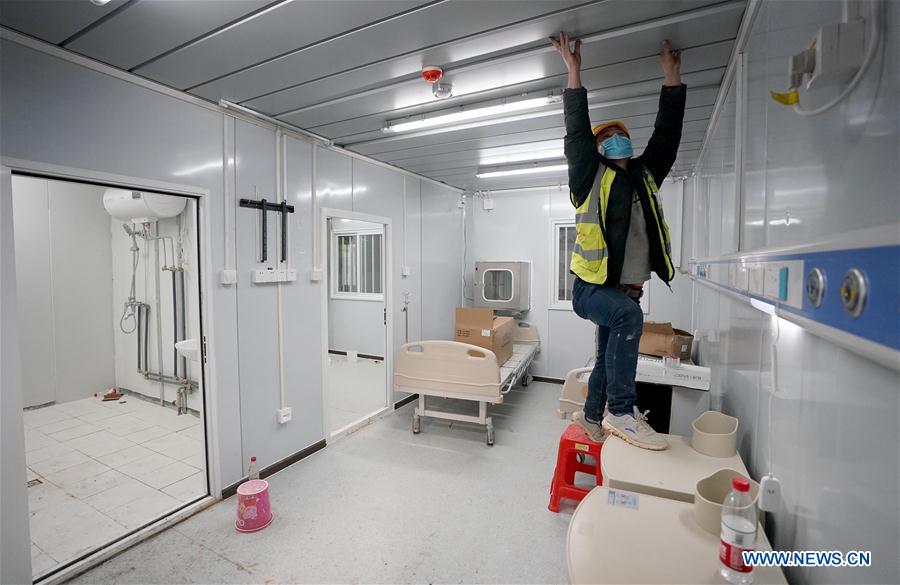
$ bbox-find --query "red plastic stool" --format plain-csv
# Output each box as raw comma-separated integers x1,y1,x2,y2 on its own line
548,423,604,512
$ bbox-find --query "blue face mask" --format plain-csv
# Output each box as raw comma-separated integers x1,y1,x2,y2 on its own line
600,134,633,159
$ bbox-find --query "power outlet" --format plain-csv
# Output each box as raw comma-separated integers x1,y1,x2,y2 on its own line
252,268,276,283
277,407,292,424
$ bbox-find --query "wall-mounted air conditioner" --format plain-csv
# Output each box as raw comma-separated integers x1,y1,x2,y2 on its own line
473,261,531,312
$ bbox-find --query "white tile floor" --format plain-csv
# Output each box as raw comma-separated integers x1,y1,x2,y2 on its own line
327,355,388,433
23,396,206,579
72,382,573,584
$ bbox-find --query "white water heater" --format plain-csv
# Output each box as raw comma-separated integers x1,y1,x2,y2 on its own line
103,188,186,223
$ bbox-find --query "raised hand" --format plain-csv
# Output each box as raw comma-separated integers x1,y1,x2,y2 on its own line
550,31,583,89
660,39,681,86
550,31,582,71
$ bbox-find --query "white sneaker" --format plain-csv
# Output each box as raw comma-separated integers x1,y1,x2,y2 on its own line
572,410,606,443
602,407,669,450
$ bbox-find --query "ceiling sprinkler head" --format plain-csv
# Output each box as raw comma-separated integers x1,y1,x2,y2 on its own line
432,82,453,99
421,66,443,83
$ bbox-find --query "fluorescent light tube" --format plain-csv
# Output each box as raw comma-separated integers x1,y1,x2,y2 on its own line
750,298,776,315
476,163,568,179
385,95,559,133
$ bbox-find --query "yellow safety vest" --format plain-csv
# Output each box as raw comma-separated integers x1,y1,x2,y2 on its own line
570,163,674,285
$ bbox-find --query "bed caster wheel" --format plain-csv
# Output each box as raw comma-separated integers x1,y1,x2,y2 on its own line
486,427,495,446
523,374,533,387
412,415,421,434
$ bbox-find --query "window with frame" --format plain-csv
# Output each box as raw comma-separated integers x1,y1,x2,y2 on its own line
551,220,577,309
331,229,383,299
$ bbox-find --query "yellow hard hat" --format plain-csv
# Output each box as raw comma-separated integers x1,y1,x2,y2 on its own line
592,120,630,138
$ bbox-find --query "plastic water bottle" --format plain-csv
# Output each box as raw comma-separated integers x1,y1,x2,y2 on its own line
719,477,757,584
248,456,259,481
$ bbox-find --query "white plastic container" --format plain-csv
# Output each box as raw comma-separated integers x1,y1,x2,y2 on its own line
692,410,739,457
719,476,757,584
694,468,759,535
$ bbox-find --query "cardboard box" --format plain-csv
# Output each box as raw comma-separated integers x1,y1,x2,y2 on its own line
454,307,515,364
639,322,694,363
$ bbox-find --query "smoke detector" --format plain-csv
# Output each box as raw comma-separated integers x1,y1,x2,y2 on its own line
432,82,453,99
421,66,443,83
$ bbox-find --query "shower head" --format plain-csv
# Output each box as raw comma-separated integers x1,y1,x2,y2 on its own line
122,224,135,236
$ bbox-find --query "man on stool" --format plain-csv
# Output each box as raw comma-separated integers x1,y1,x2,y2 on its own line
549,33,685,450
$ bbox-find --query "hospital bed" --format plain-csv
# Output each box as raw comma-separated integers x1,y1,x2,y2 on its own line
393,321,540,445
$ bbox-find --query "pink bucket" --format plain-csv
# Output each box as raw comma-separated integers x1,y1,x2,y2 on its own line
235,479,273,533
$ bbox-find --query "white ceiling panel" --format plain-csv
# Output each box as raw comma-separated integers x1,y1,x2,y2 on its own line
403,138,704,175
390,129,708,169
376,126,708,164
65,0,271,70
0,0,129,44
237,0,731,114
343,84,721,156
301,43,731,140
272,14,738,129
133,0,430,89
190,0,585,103
2,0,747,188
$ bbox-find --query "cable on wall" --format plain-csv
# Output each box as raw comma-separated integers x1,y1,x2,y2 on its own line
275,129,287,411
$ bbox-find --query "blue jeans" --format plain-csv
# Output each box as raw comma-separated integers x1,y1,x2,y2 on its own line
572,278,643,419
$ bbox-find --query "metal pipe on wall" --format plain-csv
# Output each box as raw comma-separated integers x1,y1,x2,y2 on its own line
143,304,150,374
144,371,199,389
275,129,287,411
178,268,187,382
152,223,164,405
171,270,178,379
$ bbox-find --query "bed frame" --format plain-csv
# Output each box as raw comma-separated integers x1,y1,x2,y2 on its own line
393,320,540,445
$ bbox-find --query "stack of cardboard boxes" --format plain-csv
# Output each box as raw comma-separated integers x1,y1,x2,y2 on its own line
638,322,694,363
453,308,514,364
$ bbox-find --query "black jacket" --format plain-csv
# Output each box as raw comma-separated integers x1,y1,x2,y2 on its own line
564,84,686,286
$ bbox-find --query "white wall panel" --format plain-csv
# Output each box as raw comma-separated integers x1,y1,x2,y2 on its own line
281,136,327,450
11,176,55,407
315,147,353,212
546,310,595,376
402,176,423,347
328,298,384,356
420,182,462,341
234,119,282,472
743,0,900,251
12,179,117,406
48,181,115,404
689,3,900,584
1,166,32,585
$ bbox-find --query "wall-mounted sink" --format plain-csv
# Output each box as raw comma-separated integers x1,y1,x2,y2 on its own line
175,338,200,362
